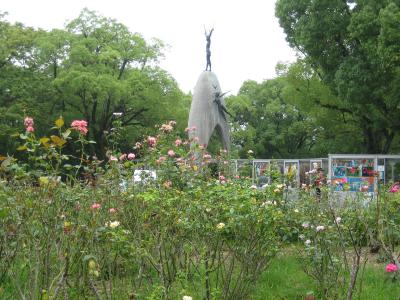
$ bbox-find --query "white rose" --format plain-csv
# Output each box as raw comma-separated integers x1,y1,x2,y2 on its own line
216,222,225,230
106,221,120,228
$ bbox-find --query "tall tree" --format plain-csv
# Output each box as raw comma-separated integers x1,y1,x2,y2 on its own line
227,78,319,158
278,60,364,155
276,0,400,153
53,9,187,158
0,9,189,158
0,13,47,153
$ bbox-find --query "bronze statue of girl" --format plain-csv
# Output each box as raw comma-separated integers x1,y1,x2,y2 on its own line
205,28,214,71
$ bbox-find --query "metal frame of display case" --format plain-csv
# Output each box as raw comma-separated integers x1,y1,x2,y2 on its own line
252,159,271,185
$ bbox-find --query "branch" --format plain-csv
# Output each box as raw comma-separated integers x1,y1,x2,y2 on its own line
89,279,103,300
118,59,128,80
313,99,353,115
91,99,98,124
121,108,148,126
64,100,83,114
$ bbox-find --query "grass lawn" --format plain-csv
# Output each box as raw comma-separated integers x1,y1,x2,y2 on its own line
251,250,400,300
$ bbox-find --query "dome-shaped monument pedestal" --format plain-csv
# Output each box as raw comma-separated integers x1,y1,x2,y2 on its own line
188,71,230,150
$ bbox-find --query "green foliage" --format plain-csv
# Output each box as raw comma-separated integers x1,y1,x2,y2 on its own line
227,78,319,158
376,187,400,265
0,9,189,159
1,117,400,299
0,118,281,300
279,60,364,155
276,0,400,153
251,251,400,300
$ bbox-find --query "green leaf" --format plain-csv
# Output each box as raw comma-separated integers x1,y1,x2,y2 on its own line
16,145,28,151
0,207,10,219
40,137,50,145
62,129,71,139
50,135,67,147
63,164,73,170
82,254,97,263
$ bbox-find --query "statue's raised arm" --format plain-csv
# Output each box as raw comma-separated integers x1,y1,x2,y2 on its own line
205,28,214,71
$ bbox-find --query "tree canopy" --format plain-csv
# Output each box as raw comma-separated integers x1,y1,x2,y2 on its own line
0,9,189,159
276,0,400,153
227,77,320,158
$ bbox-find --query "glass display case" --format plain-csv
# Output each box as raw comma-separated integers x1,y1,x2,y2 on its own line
330,156,375,192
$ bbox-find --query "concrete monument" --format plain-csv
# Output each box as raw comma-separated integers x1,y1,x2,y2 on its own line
188,72,230,150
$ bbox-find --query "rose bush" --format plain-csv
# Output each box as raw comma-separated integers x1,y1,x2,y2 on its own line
1,116,400,299
0,117,282,299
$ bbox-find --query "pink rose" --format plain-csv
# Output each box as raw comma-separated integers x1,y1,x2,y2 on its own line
24,117,34,128
109,208,117,214
26,126,34,132
91,203,101,210
175,139,182,147
127,153,135,160
156,156,167,164
147,136,157,147
71,120,88,135
386,263,398,273
109,155,118,162
390,183,400,193
167,150,175,157
302,222,310,229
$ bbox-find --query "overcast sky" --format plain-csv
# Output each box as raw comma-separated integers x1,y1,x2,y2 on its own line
2,0,297,95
